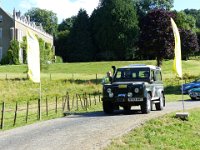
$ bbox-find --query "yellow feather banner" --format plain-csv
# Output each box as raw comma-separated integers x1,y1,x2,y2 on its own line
27,30,40,83
171,18,182,78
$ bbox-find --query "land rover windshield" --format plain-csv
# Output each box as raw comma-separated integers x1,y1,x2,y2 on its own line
113,67,150,82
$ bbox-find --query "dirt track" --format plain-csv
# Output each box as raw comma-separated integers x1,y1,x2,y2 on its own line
0,100,200,150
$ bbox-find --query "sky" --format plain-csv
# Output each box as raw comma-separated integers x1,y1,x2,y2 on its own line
1,0,200,23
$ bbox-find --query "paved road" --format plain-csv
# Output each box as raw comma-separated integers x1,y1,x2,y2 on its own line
0,100,200,150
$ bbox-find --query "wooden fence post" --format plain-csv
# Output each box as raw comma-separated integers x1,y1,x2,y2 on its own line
38,99,41,120
89,94,91,107
62,96,66,112
1,102,5,129
96,74,98,85
46,96,48,116
83,94,86,108
26,101,29,123
94,95,97,105
67,94,70,112
85,93,88,110
76,94,79,111
98,92,101,102
78,94,83,109
71,96,74,110
13,102,18,126
55,96,58,114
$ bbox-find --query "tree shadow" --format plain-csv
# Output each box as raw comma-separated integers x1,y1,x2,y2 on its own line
61,78,102,85
6,77,28,81
165,85,181,95
178,99,200,102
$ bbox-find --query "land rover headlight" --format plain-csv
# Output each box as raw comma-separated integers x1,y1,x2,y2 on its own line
109,92,114,98
134,88,139,93
107,88,112,93
127,92,133,98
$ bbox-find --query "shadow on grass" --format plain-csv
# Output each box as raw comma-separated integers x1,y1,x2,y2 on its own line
165,85,181,95
61,78,102,85
178,99,200,102
5,77,28,81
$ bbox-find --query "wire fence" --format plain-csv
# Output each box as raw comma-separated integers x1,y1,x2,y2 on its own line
0,92,102,130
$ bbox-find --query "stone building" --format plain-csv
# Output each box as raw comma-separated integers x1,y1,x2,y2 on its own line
0,7,54,63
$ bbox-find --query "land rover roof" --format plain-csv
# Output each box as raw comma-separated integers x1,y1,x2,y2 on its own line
119,64,161,70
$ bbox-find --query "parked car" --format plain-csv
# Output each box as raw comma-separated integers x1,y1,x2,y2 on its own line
181,78,200,94
188,88,200,100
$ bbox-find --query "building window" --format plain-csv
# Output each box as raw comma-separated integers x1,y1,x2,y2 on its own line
0,15,2,22
0,28,2,39
0,47,2,61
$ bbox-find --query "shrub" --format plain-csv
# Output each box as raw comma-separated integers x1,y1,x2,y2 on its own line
55,56,63,63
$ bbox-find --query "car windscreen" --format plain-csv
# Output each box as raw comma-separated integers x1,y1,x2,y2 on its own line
114,68,150,82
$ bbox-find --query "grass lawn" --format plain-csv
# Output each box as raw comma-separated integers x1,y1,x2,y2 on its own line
105,108,200,150
0,60,199,129
0,60,199,103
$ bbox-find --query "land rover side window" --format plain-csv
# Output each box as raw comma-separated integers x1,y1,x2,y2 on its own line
138,70,150,79
155,70,162,81
151,70,155,81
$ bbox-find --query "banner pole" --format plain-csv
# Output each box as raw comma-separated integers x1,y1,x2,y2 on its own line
39,80,42,120
176,78,189,120
181,79,185,112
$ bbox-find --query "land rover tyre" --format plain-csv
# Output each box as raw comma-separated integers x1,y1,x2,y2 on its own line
103,101,114,114
141,93,151,114
190,97,196,100
155,93,164,110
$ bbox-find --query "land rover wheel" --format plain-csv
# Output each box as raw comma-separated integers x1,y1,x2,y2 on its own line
155,93,164,110
103,101,114,114
190,97,196,100
141,93,151,114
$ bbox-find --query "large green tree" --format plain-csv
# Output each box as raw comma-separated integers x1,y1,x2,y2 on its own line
55,30,70,61
139,9,175,66
55,16,76,61
67,9,95,62
179,29,199,60
91,0,139,60
134,0,174,18
174,11,196,31
136,0,174,11
25,8,58,35
184,9,200,29
58,16,76,32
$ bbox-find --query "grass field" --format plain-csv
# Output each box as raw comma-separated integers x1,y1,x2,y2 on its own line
0,60,199,129
105,108,200,150
0,60,199,103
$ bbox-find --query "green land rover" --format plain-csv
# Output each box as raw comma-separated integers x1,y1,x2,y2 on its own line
102,64,165,114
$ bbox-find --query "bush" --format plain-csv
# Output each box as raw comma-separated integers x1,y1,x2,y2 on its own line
55,56,63,63
0,50,14,65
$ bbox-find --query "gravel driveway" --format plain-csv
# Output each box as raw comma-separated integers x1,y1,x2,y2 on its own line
0,100,200,150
